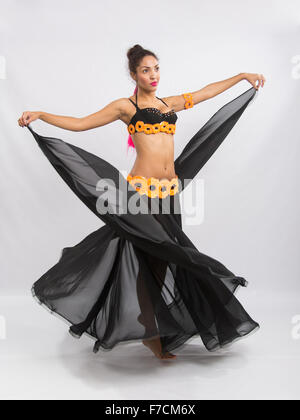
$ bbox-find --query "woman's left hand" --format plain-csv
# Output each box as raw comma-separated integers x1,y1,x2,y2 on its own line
243,73,266,90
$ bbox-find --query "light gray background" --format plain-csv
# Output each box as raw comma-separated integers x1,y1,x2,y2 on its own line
0,0,299,400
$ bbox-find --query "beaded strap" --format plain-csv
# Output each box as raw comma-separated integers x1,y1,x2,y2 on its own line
183,92,194,109
127,174,179,199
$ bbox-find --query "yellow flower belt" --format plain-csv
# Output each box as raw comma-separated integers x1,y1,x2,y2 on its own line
127,121,176,135
127,174,179,199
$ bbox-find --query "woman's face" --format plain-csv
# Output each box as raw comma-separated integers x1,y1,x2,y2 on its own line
134,55,160,92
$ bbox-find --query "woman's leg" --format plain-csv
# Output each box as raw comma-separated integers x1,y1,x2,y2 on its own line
136,249,177,359
136,252,168,335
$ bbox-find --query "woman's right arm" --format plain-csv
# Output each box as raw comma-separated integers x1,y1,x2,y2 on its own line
18,98,127,132
78,98,126,131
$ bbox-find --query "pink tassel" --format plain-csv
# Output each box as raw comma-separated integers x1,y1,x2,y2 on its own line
127,85,138,154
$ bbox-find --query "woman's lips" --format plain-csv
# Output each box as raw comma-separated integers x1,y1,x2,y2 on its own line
150,82,157,86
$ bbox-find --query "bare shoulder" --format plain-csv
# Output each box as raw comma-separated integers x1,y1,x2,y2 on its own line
117,97,132,114
105,97,129,117
104,97,132,122
117,97,135,124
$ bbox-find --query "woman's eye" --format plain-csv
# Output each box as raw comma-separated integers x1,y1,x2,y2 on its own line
143,68,159,73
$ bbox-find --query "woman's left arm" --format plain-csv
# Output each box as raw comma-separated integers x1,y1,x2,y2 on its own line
201,72,266,102
166,73,266,111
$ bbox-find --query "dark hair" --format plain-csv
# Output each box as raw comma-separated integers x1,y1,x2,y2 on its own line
126,44,159,153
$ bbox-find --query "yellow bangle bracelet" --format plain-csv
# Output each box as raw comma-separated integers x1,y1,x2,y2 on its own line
183,92,194,109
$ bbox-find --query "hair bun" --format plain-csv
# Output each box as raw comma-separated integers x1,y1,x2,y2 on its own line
127,44,144,59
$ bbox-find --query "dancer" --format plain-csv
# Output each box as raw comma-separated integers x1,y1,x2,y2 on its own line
18,44,265,360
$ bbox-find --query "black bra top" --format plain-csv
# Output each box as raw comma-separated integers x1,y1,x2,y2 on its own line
128,91,178,128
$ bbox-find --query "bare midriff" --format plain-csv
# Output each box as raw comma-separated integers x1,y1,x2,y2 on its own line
129,131,177,181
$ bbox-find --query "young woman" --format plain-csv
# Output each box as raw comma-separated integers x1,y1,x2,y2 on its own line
18,44,265,360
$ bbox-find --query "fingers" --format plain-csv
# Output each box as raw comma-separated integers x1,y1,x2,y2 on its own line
18,116,26,127
24,112,30,125
18,116,25,127
259,74,266,87
18,111,32,127
254,74,266,90
21,112,27,126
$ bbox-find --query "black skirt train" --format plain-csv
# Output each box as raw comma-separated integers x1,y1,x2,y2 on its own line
26,87,260,355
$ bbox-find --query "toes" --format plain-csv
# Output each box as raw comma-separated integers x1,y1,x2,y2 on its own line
164,352,176,358
157,351,176,359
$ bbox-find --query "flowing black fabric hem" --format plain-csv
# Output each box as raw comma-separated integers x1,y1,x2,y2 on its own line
32,280,259,356
31,285,98,343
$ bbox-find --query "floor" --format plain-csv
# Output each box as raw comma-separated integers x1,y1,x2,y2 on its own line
0,289,299,400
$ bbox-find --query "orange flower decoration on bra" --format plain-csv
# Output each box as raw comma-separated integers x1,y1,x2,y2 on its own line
127,121,176,135
143,124,154,134
167,124,174,134
166,124,174,134
152,123,161,134
135,121,145,132
160,121,169,132
183,92,194,109
128,124,135,134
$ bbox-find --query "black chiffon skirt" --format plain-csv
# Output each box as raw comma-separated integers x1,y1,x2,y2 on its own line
26,86,260,355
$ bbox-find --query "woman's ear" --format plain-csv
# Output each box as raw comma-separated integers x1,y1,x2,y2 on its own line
130,71,136,83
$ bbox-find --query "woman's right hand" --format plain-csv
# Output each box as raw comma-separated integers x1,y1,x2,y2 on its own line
18,111,41,127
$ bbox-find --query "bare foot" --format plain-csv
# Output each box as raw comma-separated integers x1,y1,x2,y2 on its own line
142,336,177,360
